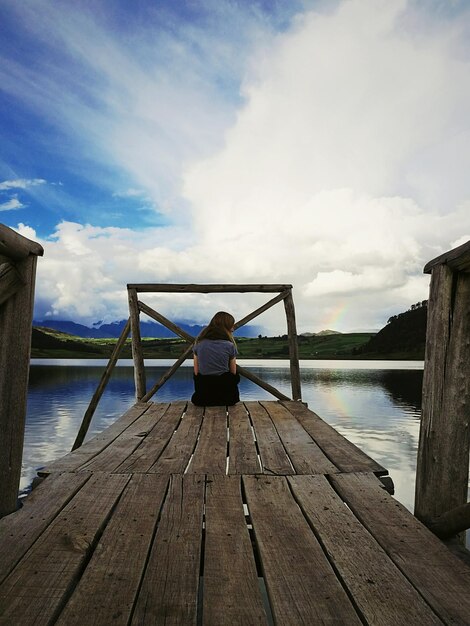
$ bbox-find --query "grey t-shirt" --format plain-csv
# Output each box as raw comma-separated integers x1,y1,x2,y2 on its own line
193,339,237,375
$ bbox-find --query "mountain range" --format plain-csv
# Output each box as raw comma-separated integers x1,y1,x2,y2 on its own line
32,318,263,338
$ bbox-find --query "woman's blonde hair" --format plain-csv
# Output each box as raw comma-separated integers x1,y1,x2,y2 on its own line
197,311,236,344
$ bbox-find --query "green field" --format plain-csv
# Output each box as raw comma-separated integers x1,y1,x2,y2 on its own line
31,327,376,359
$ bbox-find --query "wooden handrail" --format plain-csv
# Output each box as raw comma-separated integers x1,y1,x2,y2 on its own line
424,239,470,274
129,283,302,402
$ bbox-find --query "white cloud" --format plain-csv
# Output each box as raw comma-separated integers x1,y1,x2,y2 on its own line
0,178,46,190
10,1,470,333
0,196,25,211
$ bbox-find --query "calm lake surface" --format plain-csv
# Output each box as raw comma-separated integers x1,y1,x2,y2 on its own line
23,359,424,514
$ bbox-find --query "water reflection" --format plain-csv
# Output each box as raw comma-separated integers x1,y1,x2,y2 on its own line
23,361,424,514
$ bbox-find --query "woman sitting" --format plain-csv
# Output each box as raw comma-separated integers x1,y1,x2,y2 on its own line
191,311,240,406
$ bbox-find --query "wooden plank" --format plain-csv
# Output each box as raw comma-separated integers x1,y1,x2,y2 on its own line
281,400,387,475
424,238,470,273
80,403,170,472
149,403,204,473
128,286,146,400
72,318,131,450
289,475,442,625
415,268,470,524
127,283,292,293
138,300,194,341
0,223,44,260
187,406,227,474
243,475,361,625
330,472,470,624
283,290,302,401
0,472,90,584
131,474,204,625
260,402,338,475
246,402,294,475
227,404,261,474
203,475,268,625
39,402,151,475
0,254,38,516
0,473,130,625
0,260,24,305
114,402,186,472
56,474,169,626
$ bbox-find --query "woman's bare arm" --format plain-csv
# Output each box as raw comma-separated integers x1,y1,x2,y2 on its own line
194,354,199,375
229,357,237,374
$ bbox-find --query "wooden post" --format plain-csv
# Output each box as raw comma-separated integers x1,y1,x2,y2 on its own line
415,241,470,532
0,225,43,517
128,287,146,400
284,289,302,401
72,318,131,450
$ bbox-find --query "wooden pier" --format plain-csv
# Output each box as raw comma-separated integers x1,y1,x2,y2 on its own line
2,400,470,625
2,224,470,624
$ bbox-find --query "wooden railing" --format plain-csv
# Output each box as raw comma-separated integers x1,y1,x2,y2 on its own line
73,283,302,449
0,224,43,517
415,239,470,540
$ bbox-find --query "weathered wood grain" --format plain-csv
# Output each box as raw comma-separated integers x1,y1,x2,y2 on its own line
56,474,169,626
424,238,470,273
114,402,186,472
245,402,294,475
227,404,261,474
131,474,204,625
243,475,361,625
127,284,292,293
79,403,170,472
415,267,470,524
40,403,151,475
281,400,387,475
128,286,146,400
0,224,44,260
203,475,267,625
283,290,302,401
0,261,24,305
149,403,203,473
187,407,227,474
260,402,338,474
0,473,90,584
0,254,38,517
0,473,130,625
331,472,470,624
289,475,442,625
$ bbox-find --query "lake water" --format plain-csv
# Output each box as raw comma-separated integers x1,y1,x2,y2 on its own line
23,359,424,515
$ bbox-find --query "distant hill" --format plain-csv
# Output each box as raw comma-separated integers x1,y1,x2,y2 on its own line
354,301,427,359
300,329,342,337
33,319,262,338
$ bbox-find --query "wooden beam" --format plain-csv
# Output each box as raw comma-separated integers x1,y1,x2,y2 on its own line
71,319,131,450
141,344,194,402
415,266,470,526
128,287,146,400
424,239,470,274
234,290,289,330
0,254,38,517
0,261,25,305
127,283,292,293
138,300,194,341
428,501,470,539
284,289,302,401
0,223,44,260
237,365,291,401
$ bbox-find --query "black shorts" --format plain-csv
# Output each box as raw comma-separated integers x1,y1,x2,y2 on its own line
191,372,240,406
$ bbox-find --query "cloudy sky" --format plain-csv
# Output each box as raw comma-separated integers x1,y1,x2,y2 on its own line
1,0,469,334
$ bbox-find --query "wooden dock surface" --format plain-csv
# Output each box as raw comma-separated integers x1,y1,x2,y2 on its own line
1,400,470,625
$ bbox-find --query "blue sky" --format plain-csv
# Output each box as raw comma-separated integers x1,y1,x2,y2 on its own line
1,0,470,332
